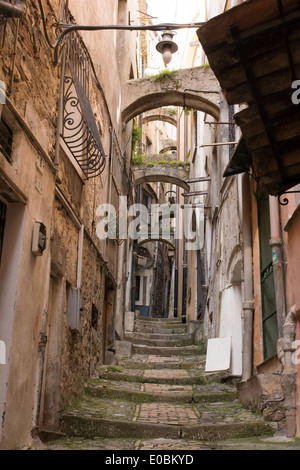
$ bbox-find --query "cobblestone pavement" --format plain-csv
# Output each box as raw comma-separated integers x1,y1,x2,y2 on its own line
40,318,300,452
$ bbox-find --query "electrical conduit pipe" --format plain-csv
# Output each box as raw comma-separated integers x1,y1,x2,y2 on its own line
0,0,27,17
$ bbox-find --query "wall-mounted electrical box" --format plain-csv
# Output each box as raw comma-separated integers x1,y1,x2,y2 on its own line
67,287,82,332
32,221,47,256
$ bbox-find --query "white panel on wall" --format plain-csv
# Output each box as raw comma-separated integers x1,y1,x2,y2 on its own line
205,337,231,372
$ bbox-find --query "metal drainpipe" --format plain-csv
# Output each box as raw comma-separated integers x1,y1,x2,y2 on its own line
130,119,142,311
181,112,188,324
269,195,286,338
241,173,255,382
0,0,27,17
54,48,66,172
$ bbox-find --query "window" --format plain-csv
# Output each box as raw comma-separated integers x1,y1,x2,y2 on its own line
0,117,13,163
0,200,6,265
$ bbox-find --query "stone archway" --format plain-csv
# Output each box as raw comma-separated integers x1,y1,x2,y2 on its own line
143,108,177,127
132,164,190,191
138,237,175,250
122,66,220,123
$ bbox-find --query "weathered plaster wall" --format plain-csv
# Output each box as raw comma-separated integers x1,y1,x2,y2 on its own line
0,0,137,449
0,0,59,449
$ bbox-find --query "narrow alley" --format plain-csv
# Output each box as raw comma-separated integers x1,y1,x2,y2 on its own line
41,316,298,451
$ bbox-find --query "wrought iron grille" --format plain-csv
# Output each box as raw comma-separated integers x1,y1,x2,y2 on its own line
0,117,13,163
62,32,106,178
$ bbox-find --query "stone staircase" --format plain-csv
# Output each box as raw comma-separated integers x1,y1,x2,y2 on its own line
43,317,276,450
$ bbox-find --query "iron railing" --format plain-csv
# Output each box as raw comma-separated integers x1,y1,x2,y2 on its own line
61,32,106,178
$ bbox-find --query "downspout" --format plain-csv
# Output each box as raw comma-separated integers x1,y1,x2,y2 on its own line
54,48,66,172
130,111,142,311
241,173,255,382
280,305,298,437
131,59,144,312
174,107,180,318
0,0,27,17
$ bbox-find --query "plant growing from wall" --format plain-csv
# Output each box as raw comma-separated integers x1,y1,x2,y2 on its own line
132,120,142,154
150,69,180,89
132,154,146,165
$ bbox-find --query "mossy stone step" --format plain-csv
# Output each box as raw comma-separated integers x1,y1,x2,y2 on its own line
135,325,187,334
86,379,238,404
60,396,273,441
117,354,207,370
99,367,221,386
125,334,193,347
132,343,201,356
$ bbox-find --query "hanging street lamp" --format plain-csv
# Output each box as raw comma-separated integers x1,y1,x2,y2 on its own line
156,30,178,66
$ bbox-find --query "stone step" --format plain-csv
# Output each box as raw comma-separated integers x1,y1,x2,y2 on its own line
117,353,207,370
134,318,186,332
136,317,182,323
98,366,225,386
127,331,192,341
132,343,201,356
60,396,273,441
135,325,187,334
43,318,277,450
125,332,194,347
86,379,238,404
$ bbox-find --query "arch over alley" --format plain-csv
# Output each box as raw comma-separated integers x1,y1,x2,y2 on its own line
143,108,178,128
138,237,175,250
122,66,220,124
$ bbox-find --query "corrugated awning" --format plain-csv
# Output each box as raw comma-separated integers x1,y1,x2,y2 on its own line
197,0,300,196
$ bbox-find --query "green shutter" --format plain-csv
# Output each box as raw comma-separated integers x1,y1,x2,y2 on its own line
257,191,278,360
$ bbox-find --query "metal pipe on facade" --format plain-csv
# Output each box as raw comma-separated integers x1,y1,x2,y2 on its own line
181,112,188,324
241,173,255,382
0,0,27,17
199,142,238,148
174,107,180,318
54,49,66,171
185,177,211,183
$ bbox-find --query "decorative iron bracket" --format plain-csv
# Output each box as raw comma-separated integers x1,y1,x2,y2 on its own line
278,191,300,206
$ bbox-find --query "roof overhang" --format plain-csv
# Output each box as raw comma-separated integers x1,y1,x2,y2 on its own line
197,0,300,196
